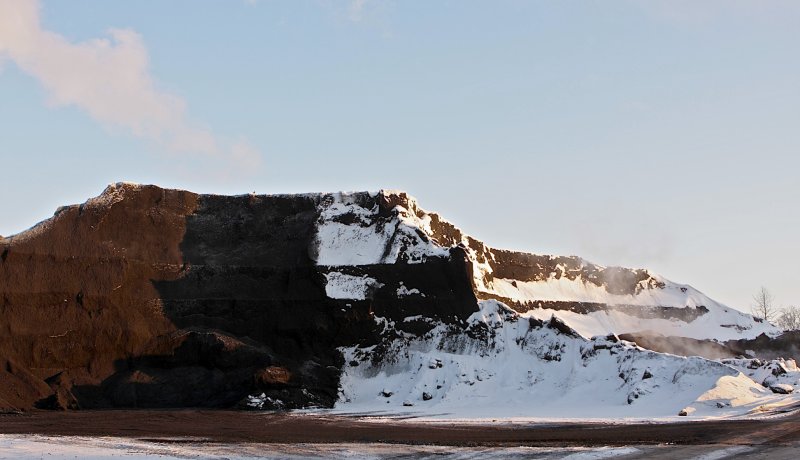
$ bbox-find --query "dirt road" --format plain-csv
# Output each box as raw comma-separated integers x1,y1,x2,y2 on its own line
1,408,799,448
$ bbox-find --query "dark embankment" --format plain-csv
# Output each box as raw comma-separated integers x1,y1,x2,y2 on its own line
619,332,800,362
0,184,477,411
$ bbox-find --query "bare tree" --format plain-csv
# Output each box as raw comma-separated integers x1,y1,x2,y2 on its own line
776,306,800,331
751,287,778,322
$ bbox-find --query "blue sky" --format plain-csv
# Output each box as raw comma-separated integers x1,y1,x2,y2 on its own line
0,0,798,311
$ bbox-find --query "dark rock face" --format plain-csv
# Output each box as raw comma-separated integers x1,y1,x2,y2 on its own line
724,331,800,362
0,184,478,411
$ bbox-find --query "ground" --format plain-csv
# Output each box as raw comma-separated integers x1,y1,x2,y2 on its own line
1,408,800,458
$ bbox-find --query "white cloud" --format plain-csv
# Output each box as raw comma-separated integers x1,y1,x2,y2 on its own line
0,0,262,170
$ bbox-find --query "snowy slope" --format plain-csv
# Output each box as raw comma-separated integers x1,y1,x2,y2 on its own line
301,190,800,419
334,300,800,419
313,190,778,342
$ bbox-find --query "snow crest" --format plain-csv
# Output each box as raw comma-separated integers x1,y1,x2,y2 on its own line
310,190,776,341
313,191,448,266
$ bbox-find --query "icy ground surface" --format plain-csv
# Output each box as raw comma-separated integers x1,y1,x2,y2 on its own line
3,435,800,459
0,435,641,459
333,301,800,421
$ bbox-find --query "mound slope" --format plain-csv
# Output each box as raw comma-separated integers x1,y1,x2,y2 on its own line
0,183,786,415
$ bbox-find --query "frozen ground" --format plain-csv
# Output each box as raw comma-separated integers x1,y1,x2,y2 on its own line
0,435,641,459
3,435,800,459
2,408,800,459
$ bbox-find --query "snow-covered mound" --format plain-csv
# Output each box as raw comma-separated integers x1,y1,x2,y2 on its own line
307,191,796,419
316,190,777,342
721,358,800,391
684,359,800,418
334,301,795,419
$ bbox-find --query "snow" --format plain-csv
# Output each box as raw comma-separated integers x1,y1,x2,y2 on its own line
519,306,773,342
689,447,754,460
308,190,791,420
310,190,777,342
246,392,285,410
0,435,239,459
491,275,711,308
324,271,383,300
688,373,776,417
313,191,448,266
721,358,800,388
561,447,641,460
397,282,425,297
0,435,643,459
333,300,787,420
484,277,777,341
672,359,800,418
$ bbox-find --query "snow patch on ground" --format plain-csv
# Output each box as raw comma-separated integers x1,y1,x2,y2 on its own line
682,372,799,418
0,435,643,459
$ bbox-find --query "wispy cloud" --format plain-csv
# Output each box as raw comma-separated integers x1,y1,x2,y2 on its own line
0,0,262,170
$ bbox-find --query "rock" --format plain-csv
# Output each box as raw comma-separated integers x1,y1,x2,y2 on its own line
547,316,580,338
422,392,433,401
380,389,393,398
642,369,653,380
403,401,414,407
770,384,794,394
770,363,788,377
255,367,292,385
428,358,443,369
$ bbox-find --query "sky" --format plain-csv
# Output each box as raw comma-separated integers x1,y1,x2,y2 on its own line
0,0,798,312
